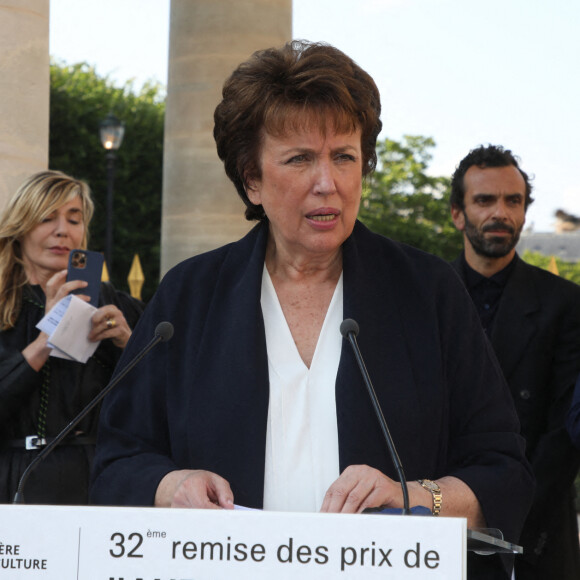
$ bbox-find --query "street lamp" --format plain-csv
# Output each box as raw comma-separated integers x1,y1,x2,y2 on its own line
99,113,125,273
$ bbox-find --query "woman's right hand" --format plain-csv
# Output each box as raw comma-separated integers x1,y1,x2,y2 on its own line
155,469,235,510
44,269,90,313
22,269,90,371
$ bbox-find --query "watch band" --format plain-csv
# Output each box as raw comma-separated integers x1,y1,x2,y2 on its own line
417,479,442,516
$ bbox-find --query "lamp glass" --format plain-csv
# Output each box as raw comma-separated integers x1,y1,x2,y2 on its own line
99,114,125,151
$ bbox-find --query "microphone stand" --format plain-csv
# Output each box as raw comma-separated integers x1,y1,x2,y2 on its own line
341,318,411,515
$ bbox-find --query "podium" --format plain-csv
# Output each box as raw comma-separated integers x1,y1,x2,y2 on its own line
0,504,520,579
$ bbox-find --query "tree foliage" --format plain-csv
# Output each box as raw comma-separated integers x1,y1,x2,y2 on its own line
48,66,494,297
359,135,463,260
49,61,165,301
521,251,580,284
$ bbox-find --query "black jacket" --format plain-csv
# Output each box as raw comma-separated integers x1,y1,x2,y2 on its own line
0,282,143,504
452,254,580,579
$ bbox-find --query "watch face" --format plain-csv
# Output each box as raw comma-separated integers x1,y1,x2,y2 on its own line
421,480,439,492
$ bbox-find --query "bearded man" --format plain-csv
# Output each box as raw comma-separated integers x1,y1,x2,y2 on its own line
450,144,580,579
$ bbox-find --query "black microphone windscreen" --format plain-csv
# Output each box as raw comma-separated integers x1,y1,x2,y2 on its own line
340,318,359,338
155,321,174,342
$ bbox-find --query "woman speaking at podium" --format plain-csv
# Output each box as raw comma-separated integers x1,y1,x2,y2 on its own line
91,41,533,579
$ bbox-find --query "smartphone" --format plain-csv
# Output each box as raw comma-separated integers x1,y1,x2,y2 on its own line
67,250,104,307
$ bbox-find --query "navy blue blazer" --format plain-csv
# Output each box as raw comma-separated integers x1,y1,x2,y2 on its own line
92,222,533,576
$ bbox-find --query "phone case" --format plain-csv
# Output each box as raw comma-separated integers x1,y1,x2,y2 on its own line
66,250,104,307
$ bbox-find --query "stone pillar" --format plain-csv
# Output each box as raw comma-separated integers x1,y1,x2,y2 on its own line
161,0,292,274
0,0,49,208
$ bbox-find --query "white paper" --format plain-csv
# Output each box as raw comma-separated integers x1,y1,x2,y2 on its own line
36,295,72,336
36,295,100,363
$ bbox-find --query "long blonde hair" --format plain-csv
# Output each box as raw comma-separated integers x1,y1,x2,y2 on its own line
0,170,94,330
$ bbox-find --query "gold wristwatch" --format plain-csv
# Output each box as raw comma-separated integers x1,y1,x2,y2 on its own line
417,479,442,516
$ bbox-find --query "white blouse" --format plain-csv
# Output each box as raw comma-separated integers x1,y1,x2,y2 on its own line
261,266,343,512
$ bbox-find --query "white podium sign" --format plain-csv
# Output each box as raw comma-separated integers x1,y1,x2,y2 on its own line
0,505,466,579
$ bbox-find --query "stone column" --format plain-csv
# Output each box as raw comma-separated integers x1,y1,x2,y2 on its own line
161,0,291,274
0,0,49,208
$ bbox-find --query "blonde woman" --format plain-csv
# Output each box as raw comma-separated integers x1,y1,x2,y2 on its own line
0,170,143,504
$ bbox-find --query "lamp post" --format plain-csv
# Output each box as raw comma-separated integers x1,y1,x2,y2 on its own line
99,113,125,273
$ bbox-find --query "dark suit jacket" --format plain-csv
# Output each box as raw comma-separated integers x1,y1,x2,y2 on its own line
567,374,580,448
91,222,534,578
453,254,580,579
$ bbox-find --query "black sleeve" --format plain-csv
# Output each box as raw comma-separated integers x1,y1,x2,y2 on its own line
0,349,40,425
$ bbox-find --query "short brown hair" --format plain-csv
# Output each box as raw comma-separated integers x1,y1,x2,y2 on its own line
214,40,382,221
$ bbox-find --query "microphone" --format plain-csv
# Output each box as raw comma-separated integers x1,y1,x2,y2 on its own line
340,318,411,515
13,321,174,504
